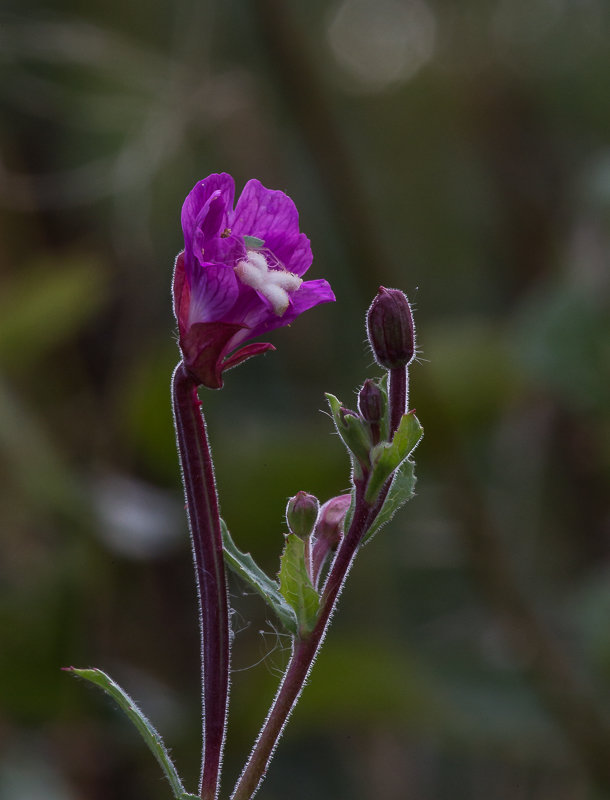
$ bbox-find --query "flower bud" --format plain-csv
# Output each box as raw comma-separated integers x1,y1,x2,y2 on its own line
358,379,383,425
311,494,351,588
366,287,415,369
338,407,373,467
286,491,319,540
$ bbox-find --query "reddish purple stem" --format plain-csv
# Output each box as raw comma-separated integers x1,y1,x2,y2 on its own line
388,365,408,434
172,362,229,800
230,484,372,800
231,364,409,800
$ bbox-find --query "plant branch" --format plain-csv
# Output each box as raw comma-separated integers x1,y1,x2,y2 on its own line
230,366,410,799
230,484,373,800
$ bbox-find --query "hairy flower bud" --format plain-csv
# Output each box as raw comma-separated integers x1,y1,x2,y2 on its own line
338,407,373,467
358,379,383,425
286,491,319,540
311,494,351,588
366,287,415,369
315,494,351,546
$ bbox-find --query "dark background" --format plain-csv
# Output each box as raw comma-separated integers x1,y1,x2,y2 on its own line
1,1,610,798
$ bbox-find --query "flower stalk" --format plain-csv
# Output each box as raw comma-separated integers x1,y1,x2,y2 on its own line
388,366,408,435
172,362,229,800
230,483,373,800
231,375,410,800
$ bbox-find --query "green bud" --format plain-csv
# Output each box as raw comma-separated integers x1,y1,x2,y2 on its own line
339,407,373,466
286,491,319,539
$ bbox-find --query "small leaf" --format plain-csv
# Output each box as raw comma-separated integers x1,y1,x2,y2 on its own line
365,412,423,503
64,667,187,799
278,534,320,637
325,393,371,473
325,392,344,429
363,458,417,543
221,519,298,635
243,235,265,249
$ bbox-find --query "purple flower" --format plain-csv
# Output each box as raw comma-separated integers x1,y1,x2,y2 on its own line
173,173,335,388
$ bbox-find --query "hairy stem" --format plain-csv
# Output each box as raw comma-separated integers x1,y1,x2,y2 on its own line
231,365,410,799
388,365,408,434
172,362,229,800
231,485,373,800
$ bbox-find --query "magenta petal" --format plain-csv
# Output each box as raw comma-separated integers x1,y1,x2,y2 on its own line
181,173,235,244
231,180,312,275
232,180,299,240
243,278,336,341
279,233,313,277
286,278,336,317
197,192,226,242
188,264,240,326
187,192,231,281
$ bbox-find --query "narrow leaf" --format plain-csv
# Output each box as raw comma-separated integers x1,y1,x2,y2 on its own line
278,534,320,637
324,392,371,474
325,392,343,424
363,458,417,543
221,519,298,635
365,413,423,503
65,667,186,799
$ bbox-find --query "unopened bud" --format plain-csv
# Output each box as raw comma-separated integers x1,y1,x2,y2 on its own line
315,494,351,545
366,287,415,369
286,491,319,539
358,379,383,425
338,407,373,466
311,494,351,588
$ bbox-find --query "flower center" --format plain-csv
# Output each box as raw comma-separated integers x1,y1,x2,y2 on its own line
234,250,302,316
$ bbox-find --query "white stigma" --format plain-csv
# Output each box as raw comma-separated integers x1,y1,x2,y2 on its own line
235,250,302,316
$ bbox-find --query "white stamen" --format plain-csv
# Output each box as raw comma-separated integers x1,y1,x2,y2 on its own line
268,271,302,291
244,250,268,273
262,284,290,316
235,250,302,316
234,259,267,291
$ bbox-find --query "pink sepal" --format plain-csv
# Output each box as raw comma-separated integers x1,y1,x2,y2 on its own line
183,321,245,389
222,341,276,374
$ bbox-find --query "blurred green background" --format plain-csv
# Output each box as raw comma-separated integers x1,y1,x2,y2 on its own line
2,0,610,798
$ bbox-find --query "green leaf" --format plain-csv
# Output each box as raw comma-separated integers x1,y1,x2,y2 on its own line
243,235,265,249
65,667,187,799
363,458,417,543
325,393,371,474
365,413,423,504
278,534,320,637
221,519,298,635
